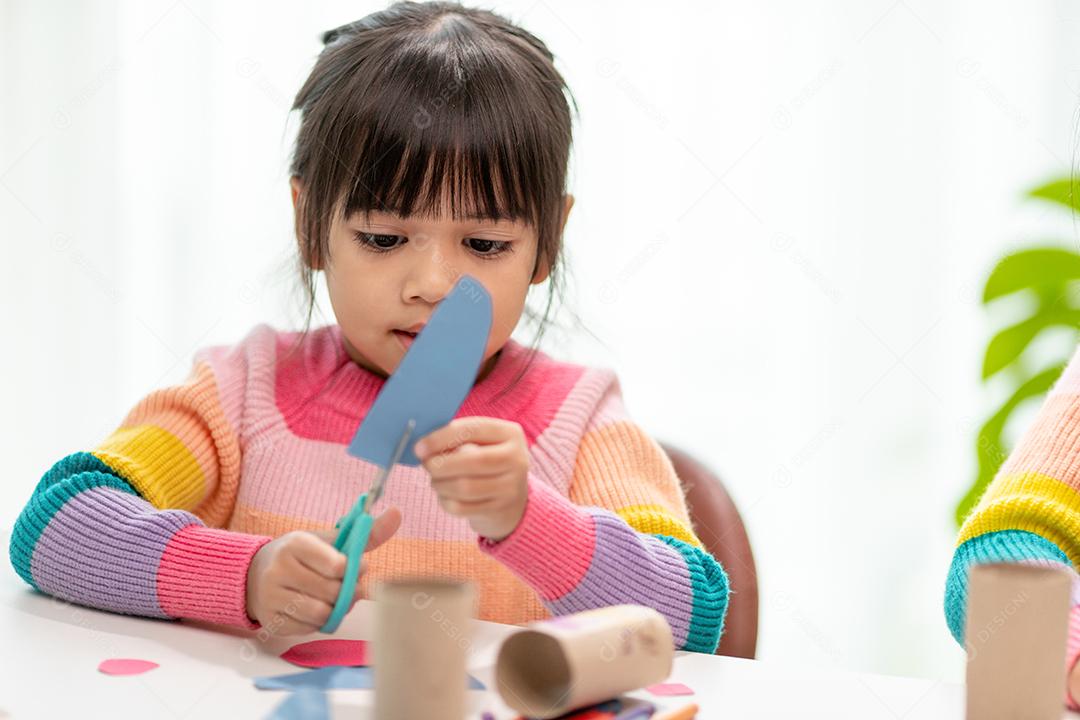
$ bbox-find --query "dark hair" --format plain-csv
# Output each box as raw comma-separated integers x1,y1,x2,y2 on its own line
287,1,577,393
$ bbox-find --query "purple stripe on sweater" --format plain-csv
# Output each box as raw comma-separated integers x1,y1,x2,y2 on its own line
30,486,202,618
546,510,694,648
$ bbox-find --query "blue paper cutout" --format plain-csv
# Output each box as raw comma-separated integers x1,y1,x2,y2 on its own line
254,666,485,691
264,687,329,719
347,275,493,467
255,666,374,690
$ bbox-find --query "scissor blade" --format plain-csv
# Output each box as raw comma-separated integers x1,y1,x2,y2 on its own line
365,419,416,513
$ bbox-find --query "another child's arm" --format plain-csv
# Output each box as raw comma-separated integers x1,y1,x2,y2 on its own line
8,345,273,629
945,346,1080,709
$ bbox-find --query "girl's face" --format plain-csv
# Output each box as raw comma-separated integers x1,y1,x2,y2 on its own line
295,179,572,380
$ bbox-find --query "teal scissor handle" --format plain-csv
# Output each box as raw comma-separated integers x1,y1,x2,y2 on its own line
322,420,415,633
321,492,374,634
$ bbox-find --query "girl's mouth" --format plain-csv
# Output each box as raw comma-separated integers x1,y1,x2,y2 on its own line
392,329,417,349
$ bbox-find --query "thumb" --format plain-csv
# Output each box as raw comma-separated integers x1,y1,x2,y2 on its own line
366,506,402,553
311,507,401,553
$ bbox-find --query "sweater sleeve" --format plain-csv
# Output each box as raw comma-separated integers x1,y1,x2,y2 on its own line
479,377,729,653
945,345,1080,709
8,342,273,629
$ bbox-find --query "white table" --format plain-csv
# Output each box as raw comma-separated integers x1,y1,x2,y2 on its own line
0,571,1066,719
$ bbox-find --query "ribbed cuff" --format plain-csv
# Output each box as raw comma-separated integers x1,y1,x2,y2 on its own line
478,477,596,600
1065,605,1080,710
156,524,273,629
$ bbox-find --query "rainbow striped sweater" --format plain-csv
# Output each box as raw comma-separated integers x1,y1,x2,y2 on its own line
9,323,728,652
946,346,1080,707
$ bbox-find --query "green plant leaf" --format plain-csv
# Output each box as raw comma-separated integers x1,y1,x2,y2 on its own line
1029,178,1080,212
982,248,1080,303
955,362,1067,526
982,309,1080,379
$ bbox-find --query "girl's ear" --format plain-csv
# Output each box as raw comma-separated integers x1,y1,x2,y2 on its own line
532,194,574,285
290,175,323,271
290,175,302,211
560,193,575,234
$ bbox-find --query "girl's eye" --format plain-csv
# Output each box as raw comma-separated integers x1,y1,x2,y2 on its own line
354,232,510,258
355,232,406,252
466,238,512,257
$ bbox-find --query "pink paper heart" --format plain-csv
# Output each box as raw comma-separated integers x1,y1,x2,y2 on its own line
280,639,371,668
98,658,159,676
645,682,694,696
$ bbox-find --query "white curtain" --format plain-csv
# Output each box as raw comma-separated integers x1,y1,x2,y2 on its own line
3,0,1079,683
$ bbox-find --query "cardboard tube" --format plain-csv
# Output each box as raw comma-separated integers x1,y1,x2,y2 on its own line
495,605,674,719
964,563,1070,720
373,578,475,720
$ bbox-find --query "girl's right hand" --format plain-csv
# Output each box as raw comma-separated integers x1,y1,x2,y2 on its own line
244,507,402,635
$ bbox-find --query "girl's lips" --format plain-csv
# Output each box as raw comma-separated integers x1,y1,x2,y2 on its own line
392,330,416,349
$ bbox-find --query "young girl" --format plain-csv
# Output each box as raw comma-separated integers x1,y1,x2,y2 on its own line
9,1,728,653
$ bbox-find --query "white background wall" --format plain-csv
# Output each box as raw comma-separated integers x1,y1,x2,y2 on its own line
4,0,1080,687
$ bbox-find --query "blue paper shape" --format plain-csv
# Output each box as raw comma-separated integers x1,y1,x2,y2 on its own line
264,687,329,719
347,275,493,467
255,666,375,691
254,666,485,691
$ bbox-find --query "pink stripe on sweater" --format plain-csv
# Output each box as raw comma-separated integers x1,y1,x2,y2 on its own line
271,325,586,448
156,524,272,629
194,326,268,434
528,367,619,495
233,431,476,541
479,475,595,600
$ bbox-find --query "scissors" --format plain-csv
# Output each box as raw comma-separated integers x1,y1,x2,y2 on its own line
320,418,416,633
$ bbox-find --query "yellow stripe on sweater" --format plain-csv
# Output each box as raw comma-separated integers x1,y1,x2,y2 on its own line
93,424,207,510
617,504,703,548
959,471,1080,566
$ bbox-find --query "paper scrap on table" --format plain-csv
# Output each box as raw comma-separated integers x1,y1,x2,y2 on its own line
254,666,485,691
527,699,624,720
645,682,694,696
264,687,329,720
97,658,159,676
280,639,370,668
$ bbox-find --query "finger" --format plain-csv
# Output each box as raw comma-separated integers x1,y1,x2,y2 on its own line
438,495,497,517
431,476,502,503
424,443,518,479
292,532,348,580
272,615,322,637
309,528,340,545
365,507,402,553
284,555,344,606
276,588,335,628
415,418,515,459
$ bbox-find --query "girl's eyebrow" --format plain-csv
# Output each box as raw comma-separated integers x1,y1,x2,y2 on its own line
354,211,521,229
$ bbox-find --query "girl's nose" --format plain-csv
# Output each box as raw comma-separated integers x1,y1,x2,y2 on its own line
402,242,456,305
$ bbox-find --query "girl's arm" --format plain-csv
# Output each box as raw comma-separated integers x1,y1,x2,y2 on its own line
479,380,729,653
945,345,1080,709
8,344,272,629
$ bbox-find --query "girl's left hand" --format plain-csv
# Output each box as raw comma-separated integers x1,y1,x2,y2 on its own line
414,417,529,542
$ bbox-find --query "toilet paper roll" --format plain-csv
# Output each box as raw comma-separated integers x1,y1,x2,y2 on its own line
373,578,476,720
965,563,1070,720
495,604,674,719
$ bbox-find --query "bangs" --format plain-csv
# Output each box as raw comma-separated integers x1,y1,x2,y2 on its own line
332,20,569,229
342,100,540,226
